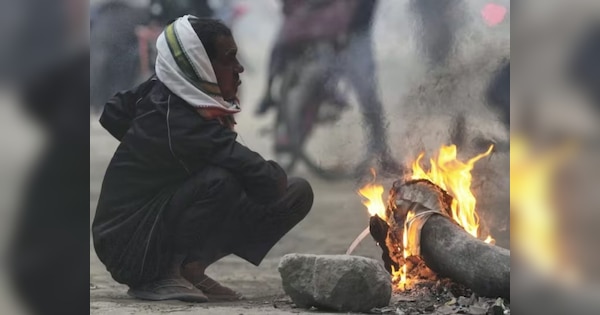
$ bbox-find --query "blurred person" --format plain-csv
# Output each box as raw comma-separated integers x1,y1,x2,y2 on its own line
256,0,358,112
92,17,313,302
7,0,90,313
256,0,401,176
255,0,356,114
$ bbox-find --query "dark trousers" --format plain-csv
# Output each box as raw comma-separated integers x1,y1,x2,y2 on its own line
335,32,388,155
165,167,313,266
410,0,464,68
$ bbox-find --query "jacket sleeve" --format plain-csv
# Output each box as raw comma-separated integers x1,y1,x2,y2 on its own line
167,111,288,205
99,78,156,141
209,127,288,205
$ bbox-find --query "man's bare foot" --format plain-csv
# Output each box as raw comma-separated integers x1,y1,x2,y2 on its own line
181,263,244,301
194,275,244,301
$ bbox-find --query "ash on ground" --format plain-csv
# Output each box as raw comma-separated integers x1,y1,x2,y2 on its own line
371,279,510,315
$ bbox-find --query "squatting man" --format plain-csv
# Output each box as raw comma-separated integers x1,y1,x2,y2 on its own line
92,16,314,302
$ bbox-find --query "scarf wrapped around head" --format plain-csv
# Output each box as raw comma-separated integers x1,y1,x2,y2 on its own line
155,15,241,114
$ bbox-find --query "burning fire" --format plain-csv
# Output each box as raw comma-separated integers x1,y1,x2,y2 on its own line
411,144,495,242
358,169,387,220
391,210,415,290
357,144,496,291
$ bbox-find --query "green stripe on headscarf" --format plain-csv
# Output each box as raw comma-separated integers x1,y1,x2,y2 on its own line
164,23,222,97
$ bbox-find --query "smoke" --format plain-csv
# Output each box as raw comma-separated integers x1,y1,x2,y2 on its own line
372,0,511,247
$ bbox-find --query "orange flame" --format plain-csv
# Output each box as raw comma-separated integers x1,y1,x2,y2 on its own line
411,144,494,242
391,265,404,290
358,169,387,220
358,145,495,291
391,211,415,290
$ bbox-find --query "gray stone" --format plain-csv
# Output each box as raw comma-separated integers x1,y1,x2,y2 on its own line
278,254,392,312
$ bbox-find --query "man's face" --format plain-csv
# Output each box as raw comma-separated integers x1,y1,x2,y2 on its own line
211,35,244,102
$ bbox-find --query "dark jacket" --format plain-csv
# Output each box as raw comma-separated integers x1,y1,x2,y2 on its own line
92,77,287,286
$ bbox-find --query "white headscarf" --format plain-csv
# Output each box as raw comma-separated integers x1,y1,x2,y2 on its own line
155,15,241,113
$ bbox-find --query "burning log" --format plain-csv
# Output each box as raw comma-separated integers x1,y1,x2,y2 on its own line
369,215,397,274
420,210,510,299
377,179,510,299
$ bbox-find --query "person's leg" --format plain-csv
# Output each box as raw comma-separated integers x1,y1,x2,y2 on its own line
321,49,350,114
180,176,313,269
128,167,244,302
231,177,313,265
165,166,245,267
165,167,249,300
179,176,313,300
341,32,403,176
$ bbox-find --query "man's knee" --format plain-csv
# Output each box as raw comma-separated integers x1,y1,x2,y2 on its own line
287,177,314,216
182,167,243,204
170,168,242,240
